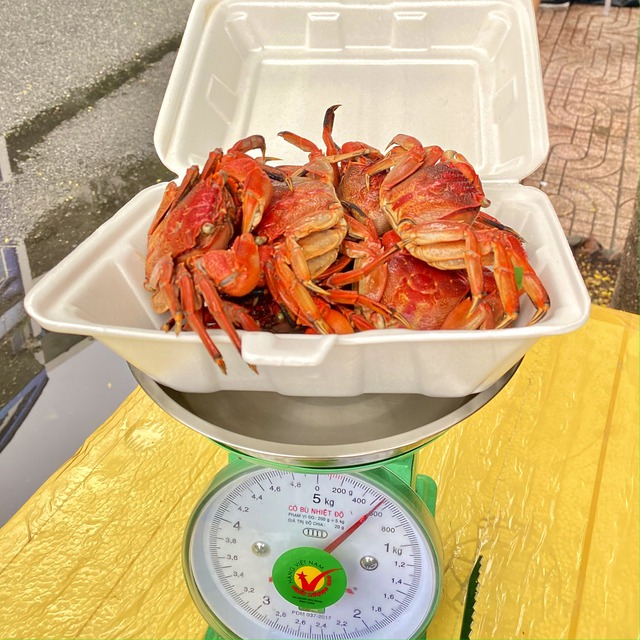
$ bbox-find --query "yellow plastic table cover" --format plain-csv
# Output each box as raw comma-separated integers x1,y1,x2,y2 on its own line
0,305,638,640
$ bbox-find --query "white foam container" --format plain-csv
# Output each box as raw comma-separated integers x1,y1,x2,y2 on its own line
25,0,591,397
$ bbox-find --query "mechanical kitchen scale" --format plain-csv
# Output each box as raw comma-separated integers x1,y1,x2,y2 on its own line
132,365,517,640
19,0,585,634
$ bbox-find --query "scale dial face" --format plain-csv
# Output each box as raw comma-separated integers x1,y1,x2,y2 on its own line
184,463,442,640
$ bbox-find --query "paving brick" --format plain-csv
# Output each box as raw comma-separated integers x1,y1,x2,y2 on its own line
548,192,576,220
528,3,638,253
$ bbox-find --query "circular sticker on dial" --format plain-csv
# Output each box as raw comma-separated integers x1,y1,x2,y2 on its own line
272,546,347,609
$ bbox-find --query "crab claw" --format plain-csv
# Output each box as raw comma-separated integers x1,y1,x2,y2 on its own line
193,233,261,298
239,165,274,234
441,150,490,207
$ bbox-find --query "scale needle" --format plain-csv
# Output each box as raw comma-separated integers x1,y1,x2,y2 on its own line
323,498,385,554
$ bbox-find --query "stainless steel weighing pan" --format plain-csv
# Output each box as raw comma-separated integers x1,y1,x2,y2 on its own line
131,365,517,468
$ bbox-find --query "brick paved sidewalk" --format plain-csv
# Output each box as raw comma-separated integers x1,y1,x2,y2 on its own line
523,3,638,256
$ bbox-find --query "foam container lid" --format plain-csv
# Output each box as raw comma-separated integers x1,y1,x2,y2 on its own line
25,0,591,397
155,0,549,181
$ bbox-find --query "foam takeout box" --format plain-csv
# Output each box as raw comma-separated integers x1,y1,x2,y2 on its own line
25,0,591,397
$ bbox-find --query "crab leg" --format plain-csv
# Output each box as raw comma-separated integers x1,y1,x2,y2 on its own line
229,134,267,159
220,300,261,332
146,254,183,322
174,263,227,374
264,257,333,334
321,104,342,156
503,234,550,325
240,165,274,234
309,284,411,329
278,130,323,156
192,269,258,374
366,138,443,188
309,298,355,334
490,237,521,327
323,243,398,288
279,130,380,186
440,294,502,330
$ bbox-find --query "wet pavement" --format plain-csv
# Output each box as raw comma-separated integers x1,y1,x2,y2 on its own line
0,340,136,526
1,1,638,526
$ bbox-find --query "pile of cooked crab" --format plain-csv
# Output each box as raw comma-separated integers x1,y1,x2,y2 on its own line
145,105,550,374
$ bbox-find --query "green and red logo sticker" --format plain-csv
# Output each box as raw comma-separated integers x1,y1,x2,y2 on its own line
272,547,347,609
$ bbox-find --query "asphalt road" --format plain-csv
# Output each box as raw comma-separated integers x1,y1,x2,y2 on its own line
1,0,192,250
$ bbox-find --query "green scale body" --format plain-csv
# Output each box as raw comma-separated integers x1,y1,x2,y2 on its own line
185,453,443,640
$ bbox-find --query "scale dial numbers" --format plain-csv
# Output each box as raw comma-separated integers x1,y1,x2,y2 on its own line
186,465,441,640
